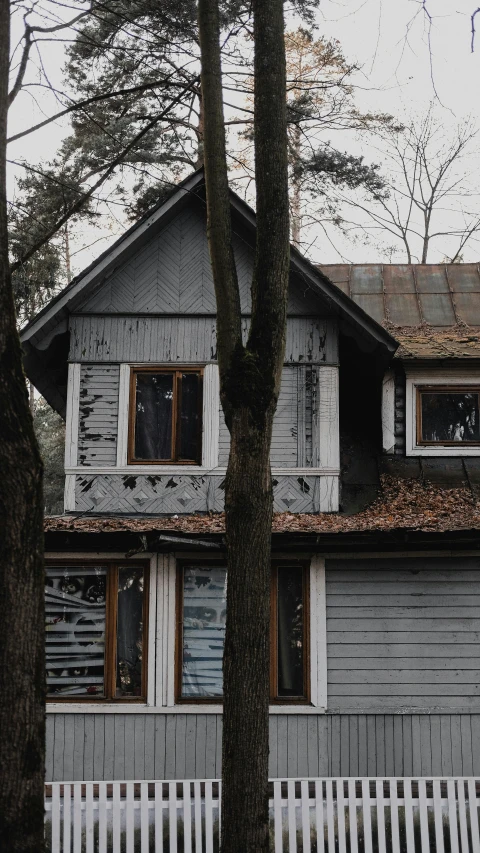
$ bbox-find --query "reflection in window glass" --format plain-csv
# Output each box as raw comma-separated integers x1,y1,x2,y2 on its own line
116,567,145,697
45,566,106,697
134,372,173,459
179,373,201,460
420,390,480,443
181,566,227,698
276,567,305,698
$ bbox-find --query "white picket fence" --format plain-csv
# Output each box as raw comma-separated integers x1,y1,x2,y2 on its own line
45,777,480,853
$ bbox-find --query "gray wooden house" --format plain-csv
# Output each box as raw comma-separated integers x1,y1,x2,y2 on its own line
23,169,480,787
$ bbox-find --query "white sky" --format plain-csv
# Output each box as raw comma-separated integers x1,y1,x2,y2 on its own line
7,0,480,272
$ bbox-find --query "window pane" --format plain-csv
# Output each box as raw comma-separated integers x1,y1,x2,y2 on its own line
277,567,305,698
45,566,106,697
421,391,480,442
116,567,145,698
134,372,173,459
181,566,226,698
179,373,201,460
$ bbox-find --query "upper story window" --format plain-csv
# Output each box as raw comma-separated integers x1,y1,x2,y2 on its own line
45,562,148,701
176,562,309,704
128,367,203,464
406,372,480,456
417,386,480,445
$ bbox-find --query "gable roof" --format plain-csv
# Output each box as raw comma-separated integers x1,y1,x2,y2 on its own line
22,169,397,353
319,263,480,359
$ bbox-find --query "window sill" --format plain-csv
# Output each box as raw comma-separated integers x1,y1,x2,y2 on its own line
406,445,480,457
46,703,326,715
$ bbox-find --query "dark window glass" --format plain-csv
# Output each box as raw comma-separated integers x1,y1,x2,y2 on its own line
180,566,227,699
134,372,173,459
420,390,480,443
179,373,201,460
45,566,106,697
116,567,145,697
276,567,305,698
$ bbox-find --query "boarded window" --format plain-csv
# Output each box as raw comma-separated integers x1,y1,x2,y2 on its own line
45,563,147,700
177,563,309,703
417,387,480,444
129,367,202,463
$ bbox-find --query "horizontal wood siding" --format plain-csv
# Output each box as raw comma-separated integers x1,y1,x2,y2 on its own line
326,557,480,713
77,365,119,466
46,712,480,781
69,316,337,365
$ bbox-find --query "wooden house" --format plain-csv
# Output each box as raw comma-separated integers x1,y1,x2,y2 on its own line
23,169,480,794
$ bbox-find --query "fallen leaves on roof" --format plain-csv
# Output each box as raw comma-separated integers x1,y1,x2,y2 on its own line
45,476,480,536
384,325,480,359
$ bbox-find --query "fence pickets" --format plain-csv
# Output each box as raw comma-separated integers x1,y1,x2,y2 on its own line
45,777,480,853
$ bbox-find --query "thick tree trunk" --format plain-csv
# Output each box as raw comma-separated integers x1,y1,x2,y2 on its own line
0,3,46,852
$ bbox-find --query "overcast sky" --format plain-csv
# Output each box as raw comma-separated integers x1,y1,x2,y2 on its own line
7,0,480,271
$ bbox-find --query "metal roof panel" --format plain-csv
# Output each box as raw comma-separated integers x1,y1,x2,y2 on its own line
453,292,480,325
386,293,422,325
447,265,480,292
383,265,416,293
351,293,385,324
418,292,456,325
415,266,450,293
350,265,383,294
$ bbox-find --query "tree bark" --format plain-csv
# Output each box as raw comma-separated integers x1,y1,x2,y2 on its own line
0,3,45,852
198,0,289,849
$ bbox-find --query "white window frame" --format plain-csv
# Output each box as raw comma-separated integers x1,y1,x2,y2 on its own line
45,554,328,714
406,369,480,456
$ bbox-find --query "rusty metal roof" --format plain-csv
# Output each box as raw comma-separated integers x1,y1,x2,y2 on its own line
318,264,480,358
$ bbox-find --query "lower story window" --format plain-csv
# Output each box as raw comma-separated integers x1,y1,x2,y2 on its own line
45,563,148,700
176,562,309,703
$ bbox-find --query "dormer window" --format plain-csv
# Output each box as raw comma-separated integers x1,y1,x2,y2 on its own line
128,367,203,464
417,386,480,446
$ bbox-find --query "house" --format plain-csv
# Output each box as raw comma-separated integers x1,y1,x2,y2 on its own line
22,169,480,787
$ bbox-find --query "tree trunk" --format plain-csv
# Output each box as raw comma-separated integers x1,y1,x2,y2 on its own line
198,0,289,849
0,3,45,852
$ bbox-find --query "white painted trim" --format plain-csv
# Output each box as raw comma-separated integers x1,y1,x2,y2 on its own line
310,556,327,709
146,556,158,707
406,370,480,456
65,466,340,476
202,364,220,468
116,364,130,466
318,366,340,471
45,704,326,714
64,363,80,468
382,369,395,454
63,475,76,513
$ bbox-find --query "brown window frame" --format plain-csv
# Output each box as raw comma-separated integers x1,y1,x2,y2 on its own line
128,366,203,465
45,560,149,704
175,560,310,705
416,385,480,446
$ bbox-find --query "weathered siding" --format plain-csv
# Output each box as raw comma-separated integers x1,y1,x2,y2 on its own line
77,364,119,466
326,558,480,713
394,369,406,455
45,712,480,781
76,205,323,317
69,316,337,365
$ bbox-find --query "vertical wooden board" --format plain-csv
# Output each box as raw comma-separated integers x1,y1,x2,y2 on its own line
440,715,453,776
113,715,125,781
471,715,480,774
375,780,387,853
418,779,430,853
154,715,167,780
297,715,309,777
269,716,278,777
307,716,319,777
301,779,311,853
93,715,105,780
419,716,432,776
384,717,394,777
63,715,75,781
433,780,445,853
403,778,415,853
390,779,401,853
367,716,376,777
103,714,115,780
339,715,350,777
205,716,217,779
393,716,403,777
411,716,422,777
277,716,288,778
83,715,95,781
273,781,283,853
430,715,442,776
349,716,359,777
215,715,222,778
134,715,146,779
330,716,341,777
467,778,480,853
402,716,413,777
451,715,463,776
165,715,177,779
73,714,85,780
447,779,460,853
287,715,298,777
185,715,197,779
144,715,155,780
318,716,329,777
195,715,207,779
175,714,187,779
375,716,385,777
45,716,54,782
461,716,473,776
457,780,470,853
124,715,135,779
